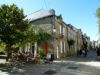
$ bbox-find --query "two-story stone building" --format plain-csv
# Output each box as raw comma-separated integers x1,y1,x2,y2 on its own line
24,9,90,59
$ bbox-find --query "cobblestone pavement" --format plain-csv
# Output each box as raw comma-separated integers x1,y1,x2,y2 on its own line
0,50,100,75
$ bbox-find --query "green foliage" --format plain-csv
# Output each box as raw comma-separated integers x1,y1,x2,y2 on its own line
0,4,34,61
32,25,51,44
0,43,6,53
96,8,100,33
0,4,32,49
36,31,51,44
38,48,45,59
82,35,87,49
96,8,100,18
68,39,75,48
98,43,100,47
0,42,6,49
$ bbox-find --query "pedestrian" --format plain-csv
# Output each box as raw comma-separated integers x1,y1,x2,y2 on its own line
44,51,51,63
77,49,81,56
84,49,87,57
82,48,87,57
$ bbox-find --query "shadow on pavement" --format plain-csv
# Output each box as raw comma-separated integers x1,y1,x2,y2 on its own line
0,50,99,75
0,63,32,75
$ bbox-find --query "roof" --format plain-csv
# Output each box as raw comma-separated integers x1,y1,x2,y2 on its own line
25,9,55,21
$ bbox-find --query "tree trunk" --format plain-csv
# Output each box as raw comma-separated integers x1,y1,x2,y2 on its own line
6,46,12,62
6,50,10,61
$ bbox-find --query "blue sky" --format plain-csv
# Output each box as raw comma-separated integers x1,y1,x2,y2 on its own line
0,0,100,41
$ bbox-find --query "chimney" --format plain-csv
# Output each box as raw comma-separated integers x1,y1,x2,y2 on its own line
49,9,55,15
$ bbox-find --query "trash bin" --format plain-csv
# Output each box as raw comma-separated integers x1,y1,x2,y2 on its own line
50,53,54,61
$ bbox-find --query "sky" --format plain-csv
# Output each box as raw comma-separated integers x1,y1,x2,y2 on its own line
0,0,100,41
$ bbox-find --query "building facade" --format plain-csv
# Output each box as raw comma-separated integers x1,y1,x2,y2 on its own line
24,9,90,59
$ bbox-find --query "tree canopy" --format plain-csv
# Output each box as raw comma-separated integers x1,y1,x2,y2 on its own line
0,4,31,48
32,25,51,44
96,8,100,33
0,4,33,61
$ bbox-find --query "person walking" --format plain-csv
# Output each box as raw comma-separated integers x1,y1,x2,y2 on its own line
84,49,87,57
82,48,87,57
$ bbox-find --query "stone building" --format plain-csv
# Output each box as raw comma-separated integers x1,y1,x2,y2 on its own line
24,9,88,59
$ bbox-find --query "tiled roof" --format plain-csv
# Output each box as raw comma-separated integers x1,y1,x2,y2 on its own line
25,9,55,21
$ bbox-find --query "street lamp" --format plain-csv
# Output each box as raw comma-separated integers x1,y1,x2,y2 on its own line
53,28,56,33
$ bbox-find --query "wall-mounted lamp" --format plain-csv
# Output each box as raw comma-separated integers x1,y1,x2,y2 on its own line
53,28,56,33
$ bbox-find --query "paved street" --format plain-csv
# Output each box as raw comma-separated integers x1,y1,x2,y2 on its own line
0,50,100,75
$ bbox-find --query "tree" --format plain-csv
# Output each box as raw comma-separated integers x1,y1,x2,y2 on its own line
0,4,31,61
96,8,100,33
68,39,75,49
32,26,51,57
81,35,87,49
67,39,75,56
